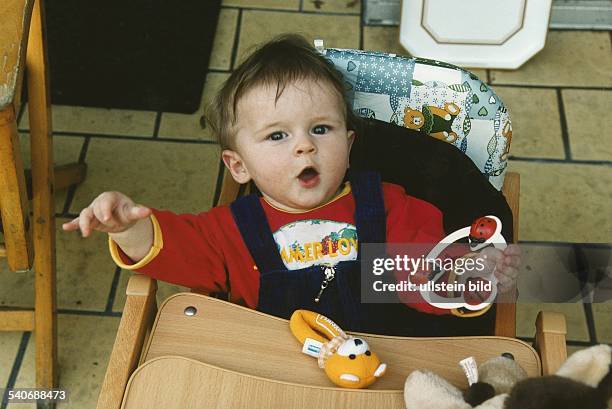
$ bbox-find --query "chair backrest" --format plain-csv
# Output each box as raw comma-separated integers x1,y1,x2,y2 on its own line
323,48,512,191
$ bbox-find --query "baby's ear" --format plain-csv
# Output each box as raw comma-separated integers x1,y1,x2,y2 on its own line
222,150,251,184
347,129,356,144
346,130,356,168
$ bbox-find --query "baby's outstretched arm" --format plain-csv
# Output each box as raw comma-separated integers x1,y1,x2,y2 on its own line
62,191,153,262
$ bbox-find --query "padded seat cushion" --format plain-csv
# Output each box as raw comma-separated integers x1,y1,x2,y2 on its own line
350,118,514,242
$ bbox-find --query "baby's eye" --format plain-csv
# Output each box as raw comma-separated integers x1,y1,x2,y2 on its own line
312,125,329,135
267,131,287,141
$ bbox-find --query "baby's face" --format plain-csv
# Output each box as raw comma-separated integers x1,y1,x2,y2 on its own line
224,79,354,212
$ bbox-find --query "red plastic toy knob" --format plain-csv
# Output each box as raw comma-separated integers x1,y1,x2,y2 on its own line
469,216,497,244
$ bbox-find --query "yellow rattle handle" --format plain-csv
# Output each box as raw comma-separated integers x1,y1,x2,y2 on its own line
289,310,387,389
289,310,345,346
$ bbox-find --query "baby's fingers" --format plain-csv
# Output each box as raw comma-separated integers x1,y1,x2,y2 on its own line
496,263,519,280
96,195,117,223
503,244,521,257
123,204,152,222
62,217,80,231
503,254,521,269
78,207,100,237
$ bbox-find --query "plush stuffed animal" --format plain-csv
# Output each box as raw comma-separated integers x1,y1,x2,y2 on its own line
404,344,612,409
289,310,386,389
505,344,612,409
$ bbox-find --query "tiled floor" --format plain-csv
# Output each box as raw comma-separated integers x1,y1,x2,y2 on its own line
1,1,611,407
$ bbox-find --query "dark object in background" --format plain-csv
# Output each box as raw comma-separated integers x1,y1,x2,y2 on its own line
44,0,221,113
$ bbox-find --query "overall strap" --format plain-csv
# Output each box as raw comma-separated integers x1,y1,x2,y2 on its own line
350,170,387,245
230,194,287,273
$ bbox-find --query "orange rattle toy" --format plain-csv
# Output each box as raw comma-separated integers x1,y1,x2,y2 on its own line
289,310,386,389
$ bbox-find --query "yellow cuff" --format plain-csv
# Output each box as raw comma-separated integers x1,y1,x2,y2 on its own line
108,214,163,270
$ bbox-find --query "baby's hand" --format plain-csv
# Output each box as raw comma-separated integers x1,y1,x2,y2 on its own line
479,244,521,293
62,191,151,237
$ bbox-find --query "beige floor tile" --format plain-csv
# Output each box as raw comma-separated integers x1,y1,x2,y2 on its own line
490,31,612,87
222,0,299,10
158,73,230,140
112,270,189,312
9,314,120,409
593,302,612,344
507,161,612,243
563,89,612,161
18,134,85,212
566,344,588,357
209,9,239,70
0,217,117,311
69,138,219,215
236,10,360,65
517,244,582,303
20,105,157,137
363,26,408,56
516,303,589,342
302,0,361,14
362,26,487,79
0,332,22,386
494,87,564,159
5,395,35,408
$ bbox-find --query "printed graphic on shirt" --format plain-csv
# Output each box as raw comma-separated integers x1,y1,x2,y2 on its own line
273,220,358,270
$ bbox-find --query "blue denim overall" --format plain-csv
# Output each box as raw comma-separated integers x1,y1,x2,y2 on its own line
230,171,385,333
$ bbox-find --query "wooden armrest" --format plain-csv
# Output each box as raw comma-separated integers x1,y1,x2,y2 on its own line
0,107,34,272
501,171,520,244
494,287,517,337
97,275,157,409
534,311,567,375
1,0,33,110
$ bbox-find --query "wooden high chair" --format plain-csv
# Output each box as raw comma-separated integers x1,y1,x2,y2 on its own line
1,0,86,394
97,47,549,408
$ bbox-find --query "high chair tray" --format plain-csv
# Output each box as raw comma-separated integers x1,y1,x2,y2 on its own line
122,356,405,409
139,293,541,391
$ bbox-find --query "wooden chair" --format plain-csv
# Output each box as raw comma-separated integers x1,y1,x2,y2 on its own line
96,47,542,408
97,280,567,409
0,0,86,394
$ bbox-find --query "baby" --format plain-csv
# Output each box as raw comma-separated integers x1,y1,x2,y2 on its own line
64,34,520,336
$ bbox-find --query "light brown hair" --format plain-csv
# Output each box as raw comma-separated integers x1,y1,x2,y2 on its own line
206,33,359,150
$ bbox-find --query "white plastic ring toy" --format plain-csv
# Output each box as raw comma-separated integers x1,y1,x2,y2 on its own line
419,215,507,311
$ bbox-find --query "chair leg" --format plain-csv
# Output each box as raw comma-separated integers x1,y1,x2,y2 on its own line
24,163,88,197
26,0,58,394
53,163,87,190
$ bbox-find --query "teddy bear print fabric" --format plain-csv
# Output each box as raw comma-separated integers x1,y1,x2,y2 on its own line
325,49,512,191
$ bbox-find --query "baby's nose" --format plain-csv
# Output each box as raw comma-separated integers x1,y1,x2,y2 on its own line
294,135,316,155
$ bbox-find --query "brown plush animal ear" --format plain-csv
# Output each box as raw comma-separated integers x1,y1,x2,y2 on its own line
463,382,495,407
505,376,605,409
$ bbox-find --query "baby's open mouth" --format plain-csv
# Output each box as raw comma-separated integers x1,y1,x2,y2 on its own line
297,166,320,187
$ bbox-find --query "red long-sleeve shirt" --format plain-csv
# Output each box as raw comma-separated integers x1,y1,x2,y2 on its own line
110,182,448,313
